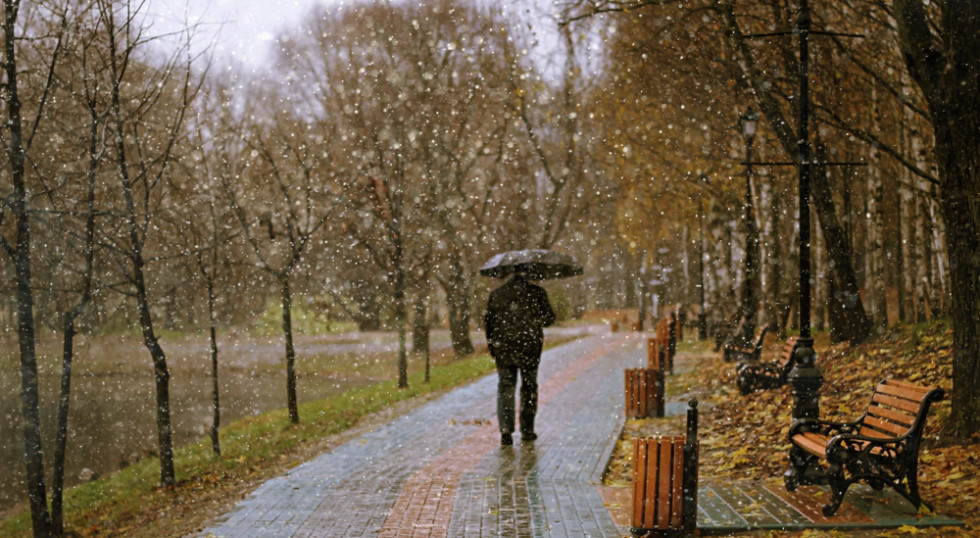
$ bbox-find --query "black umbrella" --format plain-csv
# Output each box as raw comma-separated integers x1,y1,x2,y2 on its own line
479,249,583,280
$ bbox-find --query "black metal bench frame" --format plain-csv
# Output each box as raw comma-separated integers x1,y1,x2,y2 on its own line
784,378,945,516
723,323,769,362
735,336,799,395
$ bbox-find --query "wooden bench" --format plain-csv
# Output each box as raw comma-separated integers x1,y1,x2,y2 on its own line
784,378,945,516
714,315,745,352
723,323,769,362
735,336,798,395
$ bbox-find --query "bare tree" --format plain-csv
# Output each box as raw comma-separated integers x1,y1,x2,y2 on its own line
0,0,71,533
90,0,203,486
223,92,348,422
277,1,524,363
45,6,108,530
177,77,239,454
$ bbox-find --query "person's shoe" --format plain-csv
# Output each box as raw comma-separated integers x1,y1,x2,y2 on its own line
501,433,513,446
521,431,537,442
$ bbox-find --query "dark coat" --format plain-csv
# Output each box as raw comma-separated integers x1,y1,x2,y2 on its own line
484,275,556,364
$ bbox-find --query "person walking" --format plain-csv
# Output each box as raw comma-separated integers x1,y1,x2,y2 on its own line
484,271,556,446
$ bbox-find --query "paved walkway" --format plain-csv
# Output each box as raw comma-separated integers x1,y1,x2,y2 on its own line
200,331,962,537
202,332,640,537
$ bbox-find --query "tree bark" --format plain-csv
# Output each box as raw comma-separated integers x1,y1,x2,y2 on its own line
2,1,52,532
134,255,176,485
412,294,431,382
811,146,872,344
765,175,787,337
893,0,980,439
445,251,474,357
412,294,430,354
207,273,221,455
280,278,299,424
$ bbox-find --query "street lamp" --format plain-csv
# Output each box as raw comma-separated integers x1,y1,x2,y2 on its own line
787,0,822,423
697,175,708,341
739,108,761,340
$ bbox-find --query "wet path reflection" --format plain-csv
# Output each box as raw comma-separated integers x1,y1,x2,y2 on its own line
201,331,637,537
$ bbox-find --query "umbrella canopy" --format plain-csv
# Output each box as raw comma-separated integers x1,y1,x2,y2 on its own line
479,249,583,280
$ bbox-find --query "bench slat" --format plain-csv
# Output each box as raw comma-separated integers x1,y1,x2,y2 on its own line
877,381,930,402
861,415,912,437
872,392,923,415
657,439,672,529
633,439,648,526
670,437,684,528
866,404,917,429
792,432,829,458
777,337,799,366
884,378,933,395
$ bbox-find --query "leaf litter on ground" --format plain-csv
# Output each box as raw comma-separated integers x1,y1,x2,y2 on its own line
603,319,979,537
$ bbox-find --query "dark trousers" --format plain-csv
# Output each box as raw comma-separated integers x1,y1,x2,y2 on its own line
495,359,539,435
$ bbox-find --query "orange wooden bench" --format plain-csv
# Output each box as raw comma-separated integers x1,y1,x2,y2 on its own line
784,378,945,516
735,336,798,395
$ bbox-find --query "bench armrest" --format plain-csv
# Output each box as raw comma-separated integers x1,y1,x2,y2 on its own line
824,432,905,463
789,417,860,439
736,361,773,375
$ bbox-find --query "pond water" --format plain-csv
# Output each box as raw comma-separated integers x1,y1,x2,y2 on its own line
0,331,450,514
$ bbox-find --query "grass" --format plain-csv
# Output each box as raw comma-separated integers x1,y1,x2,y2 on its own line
0,350,498,537
249,301,359,337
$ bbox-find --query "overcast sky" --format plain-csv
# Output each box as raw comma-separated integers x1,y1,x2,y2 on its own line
150,0,329,69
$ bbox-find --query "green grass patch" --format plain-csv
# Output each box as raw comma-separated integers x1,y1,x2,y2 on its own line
250,301,358,336
0,352,496,537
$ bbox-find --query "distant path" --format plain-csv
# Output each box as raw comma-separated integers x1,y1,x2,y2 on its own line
200,331,644,537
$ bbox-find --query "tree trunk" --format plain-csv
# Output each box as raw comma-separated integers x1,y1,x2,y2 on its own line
412,294,431,383
207,275,221,455
895,188,907,321
764,175,785,337
280,278,299,424
893,0,980,439
134,262,176,485
867,158,889,331
810,148,872,344
412,294,430,356
3,3,52,531
53,312,79,534
939,145,980,438
394,247,408,389
13,219,51,535
445,251,474,357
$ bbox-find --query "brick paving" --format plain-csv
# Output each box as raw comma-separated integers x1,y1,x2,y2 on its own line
200,331,963,537
201,332,641,537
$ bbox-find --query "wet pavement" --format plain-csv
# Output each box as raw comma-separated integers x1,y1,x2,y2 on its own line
199,330,963,537
201,331,639,537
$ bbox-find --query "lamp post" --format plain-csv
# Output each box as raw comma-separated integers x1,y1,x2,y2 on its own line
697,196,707,340
739,108,760,340
787,0,822,421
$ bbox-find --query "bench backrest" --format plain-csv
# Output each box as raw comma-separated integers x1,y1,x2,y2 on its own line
858,379,945,445
750,324,770,350
776,336,800,367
